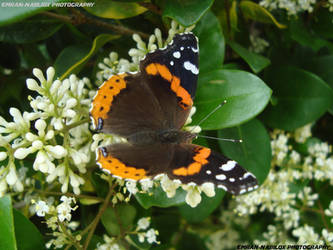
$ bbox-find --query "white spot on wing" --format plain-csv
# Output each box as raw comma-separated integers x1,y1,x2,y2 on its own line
239,189,247,194
170,61,174,66
220,161,237,171
191,47,199,53
206,170,212,175
229,178,235,182
243,172,255,179
216,174,226,180
173,51,181,58
183,61,199,75
180,46,184,51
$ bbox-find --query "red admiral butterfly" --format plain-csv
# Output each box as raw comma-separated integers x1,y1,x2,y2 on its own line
90,33,258,195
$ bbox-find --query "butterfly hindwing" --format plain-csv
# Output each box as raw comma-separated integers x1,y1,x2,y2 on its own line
97,143,258,195
168,144,258,195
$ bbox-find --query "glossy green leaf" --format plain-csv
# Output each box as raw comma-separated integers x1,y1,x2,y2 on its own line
135,186,186,209
194,69,272,130
0,0,65,26
179,189,225,222
0,196,16,250
101,204,136,236
239,0,286,29
228,40,270,73
162,0,213,27
55,34,120,80
85,0,147,19
261,66,333,131
0,18,63,44
194,11,225,73
302,55,333,114
218,119,271,184
289,18,333,52
13,209,44,250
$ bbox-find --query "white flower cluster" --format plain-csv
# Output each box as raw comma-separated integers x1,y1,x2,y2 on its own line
234,125,333,244
97,235,122,250
136,217,159,244
326,0,333,11
249,32,270,54
32,196,80,249
259,0,316,15
0,67,93,196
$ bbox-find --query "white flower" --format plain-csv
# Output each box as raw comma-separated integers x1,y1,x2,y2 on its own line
97,235,121,250
140,179,153,192
322,229,333,244
56,196,76,222
200,182,215,197
137,217,150,230
126,181,138,194
35,200,50,217
183,185,202,208
292,225,322,244
6,165,18,186
324,201,333,223
145,228,159,244
159,174,180,198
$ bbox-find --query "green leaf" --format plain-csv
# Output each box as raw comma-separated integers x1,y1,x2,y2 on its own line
101,204,136,236
193,69,272,130
0,18,63,44
218,119,271,184
13,209,44,250
55,33,120,80
161,0,214,27
261,66,333,131
311,8,333,40
84,0,147,19
239,0,286,29
135,186,186,209
0,0,65,26
176,232,206,250
302,55,333,114
228,40,271,73
0,196,16,250
179,189,225,222
194,11,225,73
289,18,333,52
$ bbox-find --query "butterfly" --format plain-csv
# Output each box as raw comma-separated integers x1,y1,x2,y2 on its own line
90,33,258,195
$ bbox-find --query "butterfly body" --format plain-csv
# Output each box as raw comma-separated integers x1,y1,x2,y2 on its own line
91,33,259,195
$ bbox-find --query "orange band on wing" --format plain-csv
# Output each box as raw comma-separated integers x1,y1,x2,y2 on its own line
172,147,211,176
145,63,193,109
91,74,128,127
98,149,147,181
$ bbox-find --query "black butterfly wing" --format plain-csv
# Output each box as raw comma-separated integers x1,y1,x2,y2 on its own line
140,33,199,129
97,143,258,195
169,144,258,195
90,33,199,136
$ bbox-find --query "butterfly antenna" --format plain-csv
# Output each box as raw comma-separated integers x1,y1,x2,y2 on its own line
190,100,227,133
196,134,242,143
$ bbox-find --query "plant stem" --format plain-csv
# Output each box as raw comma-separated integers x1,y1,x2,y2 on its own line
83,183,116,249
41,10,149,39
